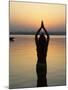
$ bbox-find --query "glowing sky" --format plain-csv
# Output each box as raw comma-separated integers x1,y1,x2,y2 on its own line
10,2,66,34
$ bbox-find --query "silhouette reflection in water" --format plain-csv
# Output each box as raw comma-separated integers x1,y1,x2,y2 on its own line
35,21,50,87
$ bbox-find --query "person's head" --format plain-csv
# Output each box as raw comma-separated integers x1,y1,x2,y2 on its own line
40,32,45,38
39,32,47,44
38,32,46,47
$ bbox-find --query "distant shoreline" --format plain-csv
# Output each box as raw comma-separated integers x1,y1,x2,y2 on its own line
10,34,66,36
10,32,66,36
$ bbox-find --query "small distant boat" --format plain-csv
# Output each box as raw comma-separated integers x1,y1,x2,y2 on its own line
10,37,15,41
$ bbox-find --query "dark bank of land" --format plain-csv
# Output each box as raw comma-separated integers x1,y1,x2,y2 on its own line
10,31,66,35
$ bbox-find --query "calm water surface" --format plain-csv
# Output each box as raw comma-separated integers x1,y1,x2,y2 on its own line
9,35,66,88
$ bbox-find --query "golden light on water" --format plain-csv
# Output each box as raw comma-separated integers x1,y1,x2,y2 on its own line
10,35,66,87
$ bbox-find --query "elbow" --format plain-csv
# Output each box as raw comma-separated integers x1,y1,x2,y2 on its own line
47,34,50,40
49,35,50,40
47,36,50,42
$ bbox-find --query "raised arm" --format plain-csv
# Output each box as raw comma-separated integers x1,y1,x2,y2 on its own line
41,21,50,44
35,27,41,46
43,27,50,42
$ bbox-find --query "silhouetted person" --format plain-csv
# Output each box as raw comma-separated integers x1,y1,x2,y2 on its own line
35,21,50,87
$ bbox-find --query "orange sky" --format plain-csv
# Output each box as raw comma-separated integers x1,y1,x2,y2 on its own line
10,2,66,33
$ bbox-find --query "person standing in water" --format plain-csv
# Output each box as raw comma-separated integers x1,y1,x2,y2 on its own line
35,21,50,87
